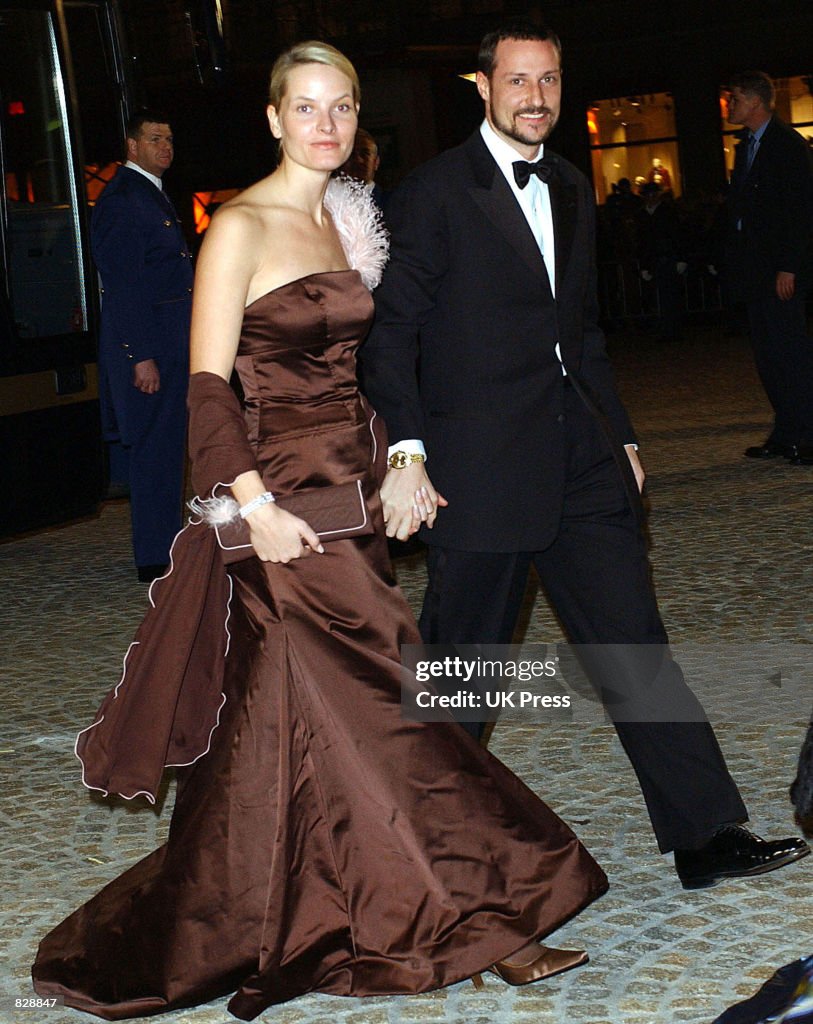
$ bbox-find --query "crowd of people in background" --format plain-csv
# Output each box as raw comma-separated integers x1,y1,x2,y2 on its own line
596,174,733,339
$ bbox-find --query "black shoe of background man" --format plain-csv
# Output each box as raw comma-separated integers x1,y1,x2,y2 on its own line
744,441,796,459
137,564,168,583
788,445,813,466
674,824,809,889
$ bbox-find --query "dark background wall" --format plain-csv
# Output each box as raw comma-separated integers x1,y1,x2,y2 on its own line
115,0,813,201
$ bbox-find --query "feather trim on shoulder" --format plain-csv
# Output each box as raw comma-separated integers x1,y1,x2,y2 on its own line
325,176,389,290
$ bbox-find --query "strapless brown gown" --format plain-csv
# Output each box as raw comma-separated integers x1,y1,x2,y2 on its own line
33,271,607,1021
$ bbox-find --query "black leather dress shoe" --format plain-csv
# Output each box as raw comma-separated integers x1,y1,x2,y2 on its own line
674,824,809,889
137,564,168,583
788,445,813,466
744,441,794,459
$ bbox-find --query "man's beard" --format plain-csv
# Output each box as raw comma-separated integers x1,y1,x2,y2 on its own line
491,104,557,146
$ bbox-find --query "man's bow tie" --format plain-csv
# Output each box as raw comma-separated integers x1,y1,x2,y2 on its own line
512,156,557,188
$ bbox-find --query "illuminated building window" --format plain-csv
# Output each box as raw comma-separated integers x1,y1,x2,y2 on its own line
587,93,680,204
721,75,813,177
193,190,241,233
84,162,120,203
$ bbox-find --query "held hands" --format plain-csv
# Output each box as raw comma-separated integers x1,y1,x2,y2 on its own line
244,501,324,563
380,463,448,541
776,271,795,301
133,358,161,394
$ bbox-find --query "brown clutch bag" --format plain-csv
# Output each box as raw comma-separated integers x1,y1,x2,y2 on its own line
211,479,374,564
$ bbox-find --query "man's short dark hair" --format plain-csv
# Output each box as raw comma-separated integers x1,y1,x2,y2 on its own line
729,71,775,111
478,18,562,77
126,108,172,141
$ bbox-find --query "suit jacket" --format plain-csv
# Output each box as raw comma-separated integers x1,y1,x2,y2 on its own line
92,166,193,445
726,116,813,300
361,130,635,552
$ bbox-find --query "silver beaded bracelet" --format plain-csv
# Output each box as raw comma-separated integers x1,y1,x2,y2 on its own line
238,491,276,519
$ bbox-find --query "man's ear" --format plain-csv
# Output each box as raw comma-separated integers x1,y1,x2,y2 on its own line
475,71,490,105
125,135,137,160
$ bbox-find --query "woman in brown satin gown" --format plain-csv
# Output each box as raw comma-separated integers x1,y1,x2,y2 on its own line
32,42,607,1021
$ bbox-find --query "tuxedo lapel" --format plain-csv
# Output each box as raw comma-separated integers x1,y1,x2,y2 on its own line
548,171,578,292
465,134,552,290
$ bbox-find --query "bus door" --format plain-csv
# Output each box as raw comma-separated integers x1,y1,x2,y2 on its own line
0,1,124,536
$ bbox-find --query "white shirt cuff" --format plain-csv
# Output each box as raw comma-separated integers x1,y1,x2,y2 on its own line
388,439,427,462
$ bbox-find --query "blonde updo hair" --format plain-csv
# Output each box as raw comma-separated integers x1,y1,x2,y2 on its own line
268,41,360,110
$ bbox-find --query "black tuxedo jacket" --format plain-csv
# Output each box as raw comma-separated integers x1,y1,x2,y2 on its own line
361,130,635,552
726,116,813,299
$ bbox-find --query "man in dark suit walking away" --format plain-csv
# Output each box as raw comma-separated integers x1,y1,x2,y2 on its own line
92,111,193,582
725,71,813,466
362,19,808,887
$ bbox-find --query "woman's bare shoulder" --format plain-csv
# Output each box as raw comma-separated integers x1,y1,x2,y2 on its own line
201,186,289,264
219,177,293,222
208,195,265,238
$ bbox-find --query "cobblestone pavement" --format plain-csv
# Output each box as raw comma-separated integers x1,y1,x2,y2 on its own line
1,328,811,1024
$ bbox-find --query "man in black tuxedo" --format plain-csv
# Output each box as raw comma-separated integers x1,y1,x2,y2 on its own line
93,111,193,582
725,71,813,465
362,19,808,887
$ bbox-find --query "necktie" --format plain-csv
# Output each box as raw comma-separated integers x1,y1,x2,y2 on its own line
745,134,758,172
512,156,557,189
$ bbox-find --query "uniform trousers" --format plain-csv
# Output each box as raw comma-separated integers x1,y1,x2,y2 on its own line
122,351,187,569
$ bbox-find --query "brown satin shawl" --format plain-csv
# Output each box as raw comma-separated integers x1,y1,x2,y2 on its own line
76,372,259,801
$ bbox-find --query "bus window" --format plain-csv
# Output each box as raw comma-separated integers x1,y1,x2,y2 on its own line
0,7,87,339
62,1,126,202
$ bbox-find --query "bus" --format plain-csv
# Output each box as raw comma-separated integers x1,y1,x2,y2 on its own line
0,0,240,537
0,0,130,535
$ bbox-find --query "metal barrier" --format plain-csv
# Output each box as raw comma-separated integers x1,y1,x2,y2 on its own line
598,260,724,323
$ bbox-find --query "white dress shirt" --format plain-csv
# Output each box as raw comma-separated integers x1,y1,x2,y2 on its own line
125,160,163,191
479,119,556,296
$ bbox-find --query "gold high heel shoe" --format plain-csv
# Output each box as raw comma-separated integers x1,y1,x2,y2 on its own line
471,942,588,989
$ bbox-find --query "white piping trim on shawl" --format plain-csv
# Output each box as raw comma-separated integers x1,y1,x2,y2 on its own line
368,408,378,464
74,519,231,803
